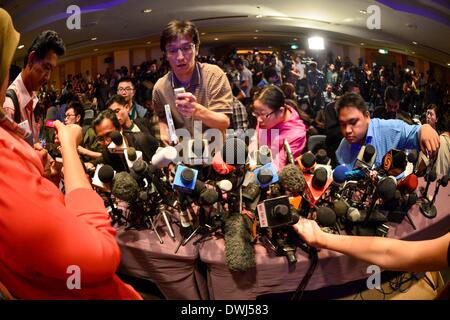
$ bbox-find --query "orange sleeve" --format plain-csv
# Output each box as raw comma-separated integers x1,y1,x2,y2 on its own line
0,143,121,284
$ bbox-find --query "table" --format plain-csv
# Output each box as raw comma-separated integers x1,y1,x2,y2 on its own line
116,219,208,300
198,181,450,299
116,180,449,300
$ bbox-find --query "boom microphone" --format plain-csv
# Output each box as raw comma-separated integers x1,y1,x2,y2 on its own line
112,172,140,202
279,164,306,194
151,146,177,169
224,213,256,272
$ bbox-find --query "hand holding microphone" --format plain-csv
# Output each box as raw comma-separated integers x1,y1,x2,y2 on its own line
292,217,327,249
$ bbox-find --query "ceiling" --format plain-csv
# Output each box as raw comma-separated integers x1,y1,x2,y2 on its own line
2,0,450,66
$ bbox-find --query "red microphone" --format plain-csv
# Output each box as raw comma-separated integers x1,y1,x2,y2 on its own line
303,167,332,205
397,174,418,194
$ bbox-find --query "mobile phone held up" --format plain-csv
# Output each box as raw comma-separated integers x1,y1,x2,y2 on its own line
45,120,55,128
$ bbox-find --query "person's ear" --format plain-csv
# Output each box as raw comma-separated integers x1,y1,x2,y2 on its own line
364,110,370,118
27,51,37,67
76,115,81,124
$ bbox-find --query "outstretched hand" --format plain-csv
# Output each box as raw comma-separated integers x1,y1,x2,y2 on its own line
292,218,327,248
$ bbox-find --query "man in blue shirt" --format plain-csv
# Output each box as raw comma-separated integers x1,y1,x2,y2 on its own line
336,93,440,168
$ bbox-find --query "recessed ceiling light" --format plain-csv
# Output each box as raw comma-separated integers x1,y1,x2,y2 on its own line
214,38,219,41
412,41,418,45
91,37,97,41
359,10,367,14
255,30,259,32
17,44,24,49
256,14,263,18
293,38,298,41
146,41,151,44
201,32,206,35
360,42,365,45
93,48,99,51
254,37,258,39
447,63,450,66
142,9,152,13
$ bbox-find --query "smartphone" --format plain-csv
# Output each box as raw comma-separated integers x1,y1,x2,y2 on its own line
174,87,186,97
45,120,55,128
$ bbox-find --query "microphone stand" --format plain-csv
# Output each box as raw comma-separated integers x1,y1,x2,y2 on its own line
419,175,447,219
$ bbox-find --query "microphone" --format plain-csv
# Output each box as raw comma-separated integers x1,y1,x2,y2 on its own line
283,139,295,165
420,173,448,219
421,168,437,199
224,213,256,272
92,164,115,191
347,207,387,224
151,146,178,169
108,131,127,153
333,199,349,218
257,145,272,165
397,174,419,194
315,149,330,165
217,179,233,193
303,167,333,205
173,165,199,194
316,207,337,227
124,147,143,169
253,162,279,188
296,151,316,173
199,188,219,206
332,164,350,184
355,144,376,169
279,164,306,195
377,176,398,202
111,171,140,203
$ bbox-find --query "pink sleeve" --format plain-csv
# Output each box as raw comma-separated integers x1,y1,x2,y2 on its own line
2,97,15,118
0,144,121,283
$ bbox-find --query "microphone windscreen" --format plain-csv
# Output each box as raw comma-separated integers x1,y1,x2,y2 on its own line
377,177,397,201
112,172,139,202
257,168,273,185
300,152,316,170
258,145,272,165
440,174,449,187
392,150,407,171
151,146,177,168
132,159,147,176
279,164,306,194
363,144,376,163
222,137,248,166
127,147,137,161
315,149,329,165
347,207,362,222
224,214,255,272
316,207,336,227
397,174,418,194
333,164,349,184
110,131,123,145
312,167,328,189
98,165,115,183
199,188,219,205
333,200,349,218
217,179,233,192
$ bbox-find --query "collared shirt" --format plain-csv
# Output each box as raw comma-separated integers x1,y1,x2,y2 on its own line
230,97,248,132
3,73,39,143
129,101,147,120
336,118,421,168
152,62,232,137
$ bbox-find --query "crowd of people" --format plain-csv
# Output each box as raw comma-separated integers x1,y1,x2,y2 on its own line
0,8,449,300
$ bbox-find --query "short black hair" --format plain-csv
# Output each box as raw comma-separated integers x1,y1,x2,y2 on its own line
342,80,359,94
384,86,402,102
93,109,121,132
25,30,65,66
66,100,85,124
336,93,368,115
106,94,127,109
160,20,200,52
117,77,135,89
263,68,278,80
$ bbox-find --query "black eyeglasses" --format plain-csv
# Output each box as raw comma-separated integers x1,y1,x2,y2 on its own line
251,109,277,119
165,43,195,56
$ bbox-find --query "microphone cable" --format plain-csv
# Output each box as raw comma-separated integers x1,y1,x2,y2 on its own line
291,246,319,301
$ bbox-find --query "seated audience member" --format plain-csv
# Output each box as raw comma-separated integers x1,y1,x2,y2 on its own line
293,218,449,272
336,93,439,168
372,86,414,125
0,8,141,299
436,110,450,176
251,86,307,170
257,68,279,88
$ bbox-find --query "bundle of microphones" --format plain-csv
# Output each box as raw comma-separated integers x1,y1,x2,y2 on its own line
88,130,448,272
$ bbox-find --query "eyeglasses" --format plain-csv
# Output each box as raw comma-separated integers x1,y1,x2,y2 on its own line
165,43,195,57
64,114,76,119
96,133,113,143
117,87,134,93
251,110,277,119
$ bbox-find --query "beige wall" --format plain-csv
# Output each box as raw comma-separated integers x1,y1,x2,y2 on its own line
80,57,91,77
131,48,146,66
114,50,130,70
97,53,113,74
